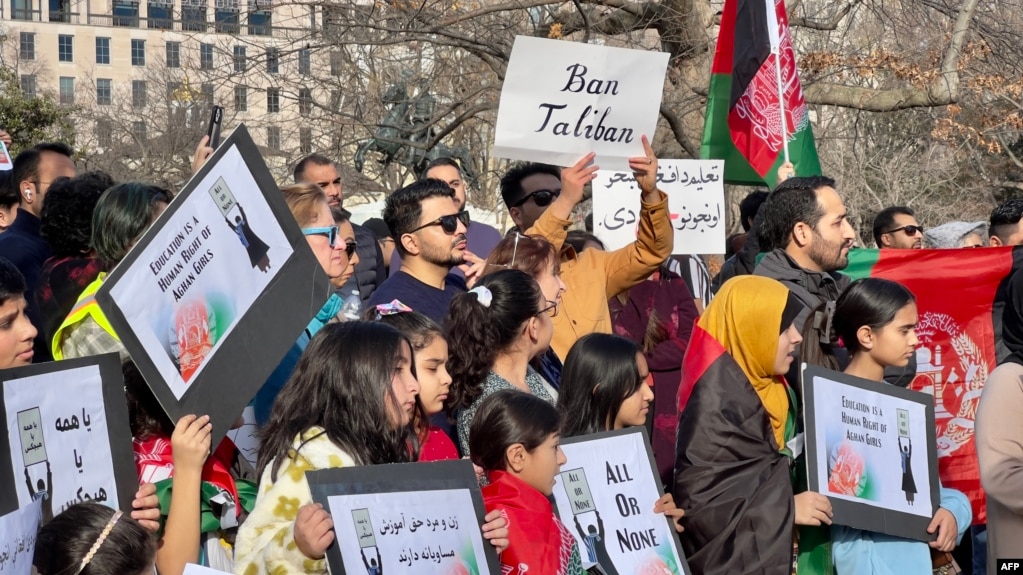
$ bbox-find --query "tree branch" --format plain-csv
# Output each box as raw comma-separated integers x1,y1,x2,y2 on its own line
659,104,697,157
788,0,862,31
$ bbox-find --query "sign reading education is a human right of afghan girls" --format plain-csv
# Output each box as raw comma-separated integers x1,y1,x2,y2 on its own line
803,363,940,542
551,428,689,575
492,36,669,172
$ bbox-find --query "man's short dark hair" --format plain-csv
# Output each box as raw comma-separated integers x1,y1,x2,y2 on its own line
990,199,1023,242
12,142,73,191
739,190,770,232
500,163,561,208
872,206,915,247
0,257,26,306
757,176,836,252
424,157,461,174
293,154,334,183
382,178,456,257
41,171,115,258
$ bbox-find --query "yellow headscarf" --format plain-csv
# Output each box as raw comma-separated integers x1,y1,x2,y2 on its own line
698,275,795,451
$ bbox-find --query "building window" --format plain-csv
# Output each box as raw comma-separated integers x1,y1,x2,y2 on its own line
147,0,172,28
20,75,36,98
233,46,246,72
329,51,342,76
131,121,147,142
20,33,35,60
97,120,112,148
266,126,280,150
329,89,341,111
96,79,112,105
248,0,271,35
234,85,247,111
132,80,147,107
201,83,214,104
215,0,239,33
95,37,110,64
113,0,139,26
299,127,312,154
298,87,312,116
200,43,214,69
131,39,145,66
266,87,279,113
166,41,180,68
58,34,73,62
59,77,74,105
182,0,206,31
11,0,36,21
49,0,73,21
298,48,311,75
265,47,279,74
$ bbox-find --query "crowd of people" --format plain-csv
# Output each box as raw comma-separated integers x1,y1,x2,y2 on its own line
1,132,1022,575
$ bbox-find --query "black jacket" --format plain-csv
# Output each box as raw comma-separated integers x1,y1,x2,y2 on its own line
337,223,386,306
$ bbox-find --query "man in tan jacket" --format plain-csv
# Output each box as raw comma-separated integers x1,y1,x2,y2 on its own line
498,136,673,360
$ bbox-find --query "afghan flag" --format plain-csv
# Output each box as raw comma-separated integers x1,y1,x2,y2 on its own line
843,247,1023,524
701,0,822,186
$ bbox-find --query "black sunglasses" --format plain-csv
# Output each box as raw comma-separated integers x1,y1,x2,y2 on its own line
409,210,471,234
885,225,924,236
342,240,357,258
513,189,560,208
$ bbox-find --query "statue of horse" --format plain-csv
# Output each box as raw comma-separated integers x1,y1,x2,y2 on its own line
353,80,412,173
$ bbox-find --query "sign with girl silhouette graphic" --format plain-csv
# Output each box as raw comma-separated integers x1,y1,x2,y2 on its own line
803,364,939,541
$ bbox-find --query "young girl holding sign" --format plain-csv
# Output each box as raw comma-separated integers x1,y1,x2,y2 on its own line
34,502,157,575
235,321,507,575
832,278,970,574
373,303,459,461
470,389,585,575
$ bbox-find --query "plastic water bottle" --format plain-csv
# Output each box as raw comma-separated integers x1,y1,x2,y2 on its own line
340,289,361,321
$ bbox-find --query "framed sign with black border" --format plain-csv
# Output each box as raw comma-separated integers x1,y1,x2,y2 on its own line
802,363,940,541
0,353,137,522
308,459,500,575
94,125,332,443
553,427,690,575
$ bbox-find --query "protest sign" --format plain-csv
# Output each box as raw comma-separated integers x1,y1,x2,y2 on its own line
308,460,499,575
802,363,939,541
0,141,12,172
552,428,689,575
592,160,725,254
94,125,332,443
0,500,41,575
0,354,136,522
492,36,670,172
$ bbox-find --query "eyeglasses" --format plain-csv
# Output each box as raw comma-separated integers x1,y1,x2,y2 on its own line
302,225,338,248
513,189,560,208
538,299,559,318
409,210,471,234
342,240,358,257
885,225,924,237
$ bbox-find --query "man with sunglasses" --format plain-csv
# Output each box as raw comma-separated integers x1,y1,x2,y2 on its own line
873,206,924,249
498,135,673,360
369,179,473,323
294,154,386,306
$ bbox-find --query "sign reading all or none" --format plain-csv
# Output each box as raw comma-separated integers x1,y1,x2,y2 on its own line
492,36,669,172
592,160,726,255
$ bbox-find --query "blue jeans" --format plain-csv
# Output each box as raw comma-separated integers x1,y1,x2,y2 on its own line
972,524,987,575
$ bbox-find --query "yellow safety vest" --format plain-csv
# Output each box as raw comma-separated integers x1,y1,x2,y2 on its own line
51,273,119,361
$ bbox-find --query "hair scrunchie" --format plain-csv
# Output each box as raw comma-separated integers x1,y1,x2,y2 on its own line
469,286,492,308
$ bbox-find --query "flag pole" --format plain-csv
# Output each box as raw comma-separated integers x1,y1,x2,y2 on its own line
765,0,790,163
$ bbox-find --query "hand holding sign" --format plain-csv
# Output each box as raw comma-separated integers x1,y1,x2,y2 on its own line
627,135,659,199
652,493,685,533
171,414,212,473
927,508,957,552
481,509,509,555
794,491,833,526
295,503,334,560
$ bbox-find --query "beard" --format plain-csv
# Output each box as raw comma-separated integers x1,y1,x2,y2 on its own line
809,231,850,271
421,235,466,268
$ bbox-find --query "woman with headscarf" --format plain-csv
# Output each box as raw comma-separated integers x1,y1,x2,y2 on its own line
978,267,1023,573
673,275,832,575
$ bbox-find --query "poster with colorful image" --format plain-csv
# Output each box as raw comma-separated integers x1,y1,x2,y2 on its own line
552,428,689,575
308,460,499,575
95,126,332,444
0,354,136,521
803,363,939,542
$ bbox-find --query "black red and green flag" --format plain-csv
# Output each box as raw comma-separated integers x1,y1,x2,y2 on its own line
843,247,1023,524
701,0,822,186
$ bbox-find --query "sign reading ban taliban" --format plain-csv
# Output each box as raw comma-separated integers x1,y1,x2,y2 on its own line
0,354,137,522
552,428,689,575
592,160,726,255
308,460,500,575
802,364,940,542
94,126,332,444
492,36,670,171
